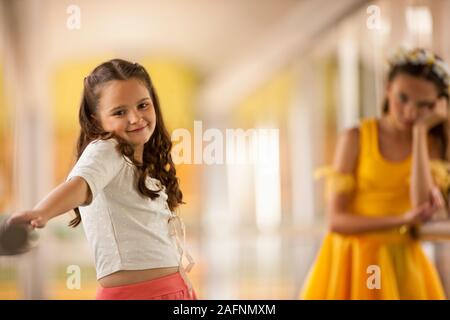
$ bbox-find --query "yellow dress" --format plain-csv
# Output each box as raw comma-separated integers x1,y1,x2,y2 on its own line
300,118,446,300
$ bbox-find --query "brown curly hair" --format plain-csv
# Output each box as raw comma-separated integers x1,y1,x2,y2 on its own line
69,59,183,227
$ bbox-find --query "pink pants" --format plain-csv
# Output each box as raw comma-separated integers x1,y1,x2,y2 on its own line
95,272,198,300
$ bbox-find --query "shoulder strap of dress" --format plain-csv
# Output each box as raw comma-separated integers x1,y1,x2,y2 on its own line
358,118,376,157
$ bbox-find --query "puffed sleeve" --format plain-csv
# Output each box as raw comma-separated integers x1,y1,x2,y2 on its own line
66,139,124,205
314,166,356,199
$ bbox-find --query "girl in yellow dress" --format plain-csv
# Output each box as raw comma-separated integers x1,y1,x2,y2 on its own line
300,48,450,299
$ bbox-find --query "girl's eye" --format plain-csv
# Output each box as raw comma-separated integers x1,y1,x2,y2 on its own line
138,103,149,109
399,93,408,103
113,110,126,116
418,102,434,109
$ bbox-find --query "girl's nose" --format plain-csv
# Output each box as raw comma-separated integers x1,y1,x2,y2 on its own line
128,109,141,124
404,104,418,121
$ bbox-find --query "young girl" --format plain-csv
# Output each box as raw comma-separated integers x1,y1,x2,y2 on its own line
300,48,450,299
7,59,196,300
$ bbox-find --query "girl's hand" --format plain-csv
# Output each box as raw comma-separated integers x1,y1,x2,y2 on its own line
414,97,448,130
7,210,48,229
430,186,445,209
429,186,448,220
402,202,437,225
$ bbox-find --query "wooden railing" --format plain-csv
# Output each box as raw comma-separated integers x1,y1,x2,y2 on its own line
418,219,450,241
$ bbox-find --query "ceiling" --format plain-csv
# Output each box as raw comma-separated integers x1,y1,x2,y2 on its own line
44,0,301,74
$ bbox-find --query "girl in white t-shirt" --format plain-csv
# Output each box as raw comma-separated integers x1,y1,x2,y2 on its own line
8,59,196,300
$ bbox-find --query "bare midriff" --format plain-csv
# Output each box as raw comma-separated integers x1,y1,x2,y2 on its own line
98,266,179,288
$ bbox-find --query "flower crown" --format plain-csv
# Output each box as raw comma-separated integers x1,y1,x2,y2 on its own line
388,48,450,87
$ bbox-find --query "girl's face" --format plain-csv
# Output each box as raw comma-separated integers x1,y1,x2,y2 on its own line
386,73,439,131
96,78,156,148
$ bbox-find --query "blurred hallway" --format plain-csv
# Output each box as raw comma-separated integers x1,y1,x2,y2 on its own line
1,0,450,299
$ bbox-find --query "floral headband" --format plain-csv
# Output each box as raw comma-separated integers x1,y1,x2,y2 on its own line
388,48,450,87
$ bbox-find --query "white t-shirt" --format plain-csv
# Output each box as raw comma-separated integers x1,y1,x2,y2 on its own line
67,139,180,280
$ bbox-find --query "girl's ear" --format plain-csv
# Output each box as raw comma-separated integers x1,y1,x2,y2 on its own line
386,81,392,94
90,114,102,128
90,113,99,121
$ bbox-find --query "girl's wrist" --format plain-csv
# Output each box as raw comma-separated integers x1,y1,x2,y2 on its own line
398,213,410,226
413,123,429,133
31,207,50,223
413,124,429,139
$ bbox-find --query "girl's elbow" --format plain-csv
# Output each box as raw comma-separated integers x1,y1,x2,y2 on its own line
328,222,343,233
328,214,342,233
328,211,354,234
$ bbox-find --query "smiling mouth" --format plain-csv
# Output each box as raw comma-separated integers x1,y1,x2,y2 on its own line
127,125,148,133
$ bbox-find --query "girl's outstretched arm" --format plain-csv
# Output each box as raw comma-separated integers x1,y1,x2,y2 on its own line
7,177,91,229
328,127,436,234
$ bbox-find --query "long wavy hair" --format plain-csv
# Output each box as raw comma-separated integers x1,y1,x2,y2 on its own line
69,59,183,227
383,52,450,160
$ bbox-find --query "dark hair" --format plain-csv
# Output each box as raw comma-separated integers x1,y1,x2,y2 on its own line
383,51,450,160
69,59,183,227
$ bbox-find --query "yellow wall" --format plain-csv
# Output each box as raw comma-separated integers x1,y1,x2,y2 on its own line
236,69,295,128
0,63,13,212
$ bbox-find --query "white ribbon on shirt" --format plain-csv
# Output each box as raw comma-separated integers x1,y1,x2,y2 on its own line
168,213,195,298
